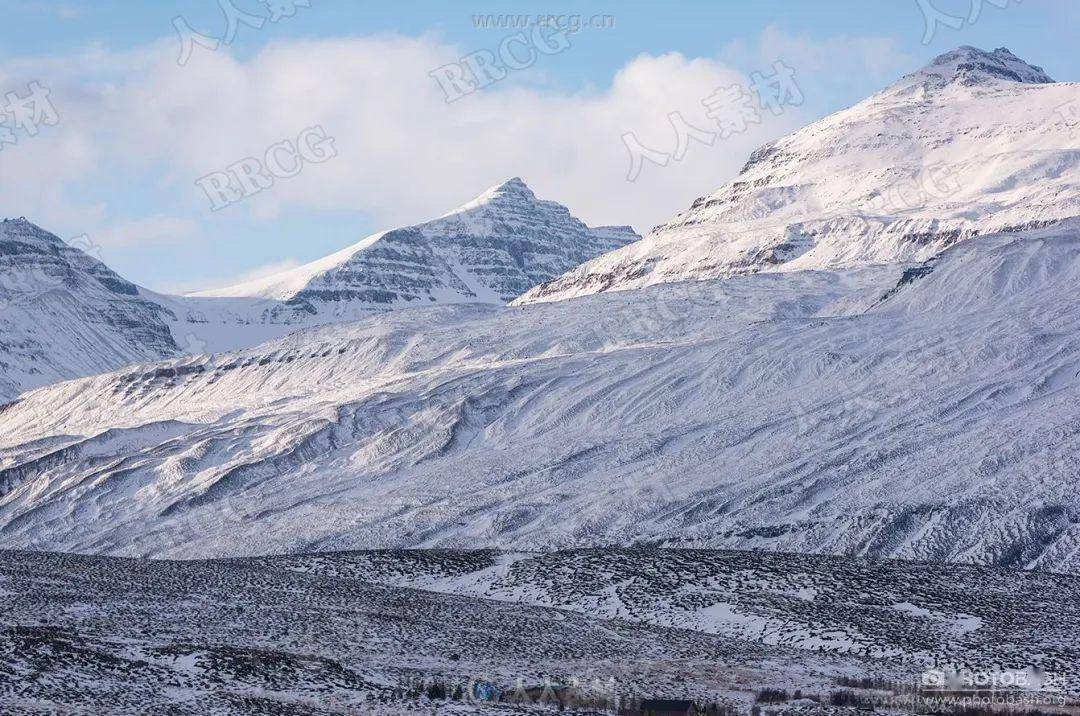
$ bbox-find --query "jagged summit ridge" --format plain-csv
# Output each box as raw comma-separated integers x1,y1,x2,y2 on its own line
196,177,639,307
0,216,67,246
468,175,533,201
897,46,1055,90
441,176,537,216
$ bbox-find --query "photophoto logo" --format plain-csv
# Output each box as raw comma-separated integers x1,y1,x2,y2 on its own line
921,669,946,688
919,667,1065,693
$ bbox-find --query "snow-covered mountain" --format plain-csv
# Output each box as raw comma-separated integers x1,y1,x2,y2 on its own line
193,177,638,316
2,220,1079,571
0,218,181,401
1,47,1078,575
0,180,636,401
0,218,318,402
519,46,1079,303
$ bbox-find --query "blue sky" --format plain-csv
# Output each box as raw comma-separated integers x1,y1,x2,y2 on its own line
1,0,1076,292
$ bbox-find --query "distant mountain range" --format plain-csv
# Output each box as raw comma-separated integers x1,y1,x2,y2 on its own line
0,47,1078,575
0,180,637,401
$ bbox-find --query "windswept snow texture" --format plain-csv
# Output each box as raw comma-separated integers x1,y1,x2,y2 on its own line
519,46,1079,303
2,221,1080,572
0,180,638,401
2,548,1077,713
193,177,639,313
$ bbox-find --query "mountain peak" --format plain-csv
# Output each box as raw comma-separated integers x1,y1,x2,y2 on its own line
0,216,65,245
901,46,1054,90
195,176,637,306
479,176,535,201
519,45,1075,304
495,176,529,191
445,176,540,217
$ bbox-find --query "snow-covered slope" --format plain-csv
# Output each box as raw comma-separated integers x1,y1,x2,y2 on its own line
193,178,638,315
519,47,1079,303
2,220,1079,572
0,218,325,402
0,180,635,400
2,47,1077,575
0,218,180,401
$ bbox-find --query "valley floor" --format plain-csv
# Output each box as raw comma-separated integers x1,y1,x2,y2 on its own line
1,548,1077,715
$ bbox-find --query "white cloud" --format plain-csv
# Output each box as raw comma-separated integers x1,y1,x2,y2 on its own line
95,215,199,247
0,28,912,244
